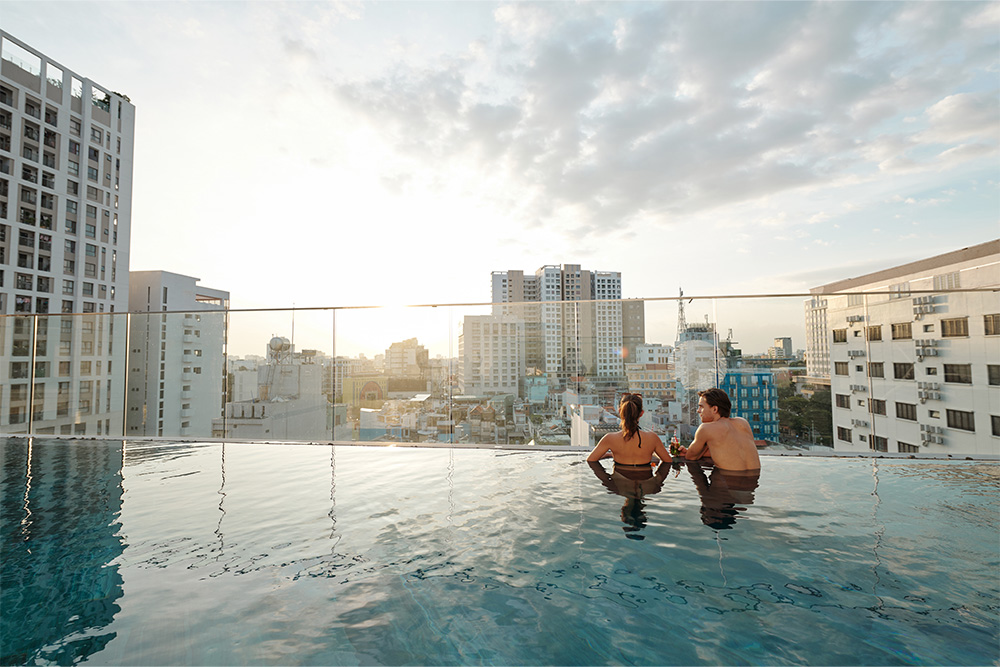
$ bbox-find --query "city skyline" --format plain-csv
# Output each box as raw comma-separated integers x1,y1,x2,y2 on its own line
3,2,997,334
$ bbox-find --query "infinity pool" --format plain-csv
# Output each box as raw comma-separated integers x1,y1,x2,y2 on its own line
2,438,997,666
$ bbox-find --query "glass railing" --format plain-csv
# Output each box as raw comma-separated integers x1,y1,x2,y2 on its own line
1,291,997,457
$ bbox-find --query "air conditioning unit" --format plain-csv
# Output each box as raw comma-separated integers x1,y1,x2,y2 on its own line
848,350,866,358
846,315,865,323
851,419,869,428
924,348,938,356
850,384,868,392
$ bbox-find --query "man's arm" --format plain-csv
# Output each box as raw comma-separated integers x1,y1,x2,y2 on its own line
586,434,613,462
681,423,712,461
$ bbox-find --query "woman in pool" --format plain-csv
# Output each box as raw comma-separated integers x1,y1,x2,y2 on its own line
587,392,671,470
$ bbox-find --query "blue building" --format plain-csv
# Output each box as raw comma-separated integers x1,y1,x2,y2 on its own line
721,370,779,441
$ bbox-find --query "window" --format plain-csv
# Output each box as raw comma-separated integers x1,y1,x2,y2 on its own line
946,409,975,432
871,435,888,452
90,126,103,142
898,442,919,453
985,314,1000,336
868,362,884,378
866,326,882,341
943,364,972,384
941,317,969,338
893,363,914,380
70,118,81,136
993,415,1000,437
834,362,849,376
837,427,852,442
833,329,847,343
891,322,912,340
895,402,917,421
933,272,960,290
889,282,910,299
869,399,886,416
989,365,1000,386
836,394,850,408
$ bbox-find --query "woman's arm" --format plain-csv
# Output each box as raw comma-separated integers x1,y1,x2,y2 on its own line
586,433,613,462
649,432,671,464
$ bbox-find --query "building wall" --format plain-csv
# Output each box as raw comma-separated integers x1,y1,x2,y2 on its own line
817,240,999,456
458,314,525,396
721,370,779,440
125,271,228,438
804,296,829,379
1,32,134,436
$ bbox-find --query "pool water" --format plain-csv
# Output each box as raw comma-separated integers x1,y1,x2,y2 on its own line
2,439,998,666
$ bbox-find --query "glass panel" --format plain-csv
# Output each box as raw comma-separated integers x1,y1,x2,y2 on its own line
1,290,995,457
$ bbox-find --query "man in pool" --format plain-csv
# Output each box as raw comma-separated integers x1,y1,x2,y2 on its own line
677,388,760,471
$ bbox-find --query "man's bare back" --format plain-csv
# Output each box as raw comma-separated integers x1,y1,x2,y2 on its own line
679,391,761,471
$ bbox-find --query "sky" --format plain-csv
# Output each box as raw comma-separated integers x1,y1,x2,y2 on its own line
3,1,998,357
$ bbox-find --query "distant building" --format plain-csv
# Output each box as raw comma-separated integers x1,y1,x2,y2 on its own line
1,32,135,436
212,336,327,441
624,362,676,404
768,337,792,359
458,314,525,396
813,239,999,457
385,337,429,380
631,343,672,365
491,264,642,389
804,296,830,383
126,271,228,437
720,369,779,440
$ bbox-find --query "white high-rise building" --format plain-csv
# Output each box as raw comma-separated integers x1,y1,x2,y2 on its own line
458,314,525,396
126,271,229,438
814,240,999,457
804,296,830,383
491,264,638,389
1,32,135,436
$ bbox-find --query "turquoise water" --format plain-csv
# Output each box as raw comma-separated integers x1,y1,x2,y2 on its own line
1,438,998,666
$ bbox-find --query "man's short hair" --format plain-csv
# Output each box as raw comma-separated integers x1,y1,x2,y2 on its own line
698,388,731,418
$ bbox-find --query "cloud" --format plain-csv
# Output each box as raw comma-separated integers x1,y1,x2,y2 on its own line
316,2,996,241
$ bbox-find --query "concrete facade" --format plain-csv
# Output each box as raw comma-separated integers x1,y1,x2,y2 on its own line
1,32,135,436
815,240,999,457
126,271,228,437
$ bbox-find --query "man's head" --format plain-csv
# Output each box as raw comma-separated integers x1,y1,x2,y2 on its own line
697,388,731,421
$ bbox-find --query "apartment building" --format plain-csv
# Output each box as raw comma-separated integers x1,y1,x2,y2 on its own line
385,337,429,380
814,240,999,456
720,369,779,441
0,32,135,435
490,264,642,389
126,271,228,438
804,296,830,383
458,314,525,396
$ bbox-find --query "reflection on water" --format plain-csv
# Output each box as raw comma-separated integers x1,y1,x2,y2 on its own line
588,460,678,539
685,462,760,530
0,438,125,665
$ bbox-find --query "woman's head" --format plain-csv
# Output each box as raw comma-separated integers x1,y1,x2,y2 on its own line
619,392,642,439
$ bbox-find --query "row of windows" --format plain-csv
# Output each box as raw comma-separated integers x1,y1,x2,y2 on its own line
834,362,997,383
837,409,994,440
833,315,999,342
